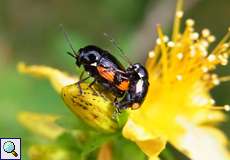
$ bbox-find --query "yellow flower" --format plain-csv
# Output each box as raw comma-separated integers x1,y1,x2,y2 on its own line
17,0,230,159
18,112,65,140
122,0,230,159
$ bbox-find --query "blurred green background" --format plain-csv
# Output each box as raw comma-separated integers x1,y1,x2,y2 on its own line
0,0,229,159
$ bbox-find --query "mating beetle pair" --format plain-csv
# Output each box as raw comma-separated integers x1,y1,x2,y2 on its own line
64,31,149,112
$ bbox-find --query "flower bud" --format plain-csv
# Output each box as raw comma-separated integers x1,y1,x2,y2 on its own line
61,83,118,132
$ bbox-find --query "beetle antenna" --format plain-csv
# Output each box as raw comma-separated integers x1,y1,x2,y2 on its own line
67,51,76,58
59,24,78,58
103,33,132,65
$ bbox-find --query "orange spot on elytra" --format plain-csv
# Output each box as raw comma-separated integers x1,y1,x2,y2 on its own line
116,80,129,91
97,66,115,82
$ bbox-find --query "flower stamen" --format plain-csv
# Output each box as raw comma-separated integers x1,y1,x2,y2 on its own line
205,105,230,112
172,0,183,41
156,25,169,82
211,28,230,55
219,76,230,82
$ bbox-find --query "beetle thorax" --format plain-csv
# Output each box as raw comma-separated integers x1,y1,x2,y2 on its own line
77,46,104,66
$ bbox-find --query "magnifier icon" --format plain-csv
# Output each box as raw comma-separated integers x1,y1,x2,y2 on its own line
3,141,18,157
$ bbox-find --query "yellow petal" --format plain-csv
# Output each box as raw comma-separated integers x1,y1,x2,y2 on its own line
62,83,118,132
172,119,230,160
191,110,225,125
29,144,71,160
18,112,65,140
17,62,77,93
149,157,160,160
122,119,166,159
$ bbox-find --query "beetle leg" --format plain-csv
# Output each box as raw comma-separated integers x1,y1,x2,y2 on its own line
117,107,122,113
88,79,98,95
113,99,123,111
113,97,118,104
112,107,121,119
105,68,128,80
76,76,90,95
79,71,85,80
115,99,134,110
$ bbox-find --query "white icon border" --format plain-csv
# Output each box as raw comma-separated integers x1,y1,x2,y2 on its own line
0,138,21,160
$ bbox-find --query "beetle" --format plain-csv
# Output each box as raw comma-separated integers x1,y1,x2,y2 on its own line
68,45,129,97
62,27,149,111
68,45,149,112
113,63,149,110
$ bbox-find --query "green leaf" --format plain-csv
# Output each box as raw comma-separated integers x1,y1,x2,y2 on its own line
160,148,176,160
113,135,147,160
160,143,190,160
81,132,118,158
116,111,128,128
56,132,83,152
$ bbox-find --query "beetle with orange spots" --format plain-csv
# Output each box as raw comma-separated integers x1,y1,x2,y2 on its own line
74,45,130,97
62,29,149,112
